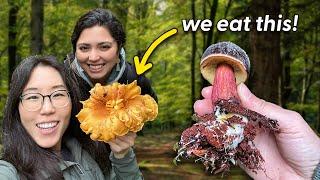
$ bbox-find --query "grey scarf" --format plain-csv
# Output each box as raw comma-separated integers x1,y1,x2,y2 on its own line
70,48,126,87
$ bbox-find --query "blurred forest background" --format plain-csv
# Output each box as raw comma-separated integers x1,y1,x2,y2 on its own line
1,0,319,132
0,0,319,179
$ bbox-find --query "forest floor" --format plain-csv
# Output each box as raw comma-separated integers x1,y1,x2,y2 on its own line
135,130,251,180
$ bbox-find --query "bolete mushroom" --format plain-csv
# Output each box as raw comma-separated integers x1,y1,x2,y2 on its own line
200,41,250,103
174,42,279,175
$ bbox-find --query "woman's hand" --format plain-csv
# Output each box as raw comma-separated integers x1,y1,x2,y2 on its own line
194,83,320,179
107,132,137,159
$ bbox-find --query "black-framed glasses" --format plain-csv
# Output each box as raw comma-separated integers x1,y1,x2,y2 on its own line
20,90,70,112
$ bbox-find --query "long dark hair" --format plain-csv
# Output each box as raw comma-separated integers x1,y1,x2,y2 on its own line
69,8,117,173
2,56,111,179
71,8,126,53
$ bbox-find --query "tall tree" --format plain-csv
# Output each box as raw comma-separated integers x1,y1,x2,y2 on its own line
201,0,219,89
249,0,281,104
8,0,19,86
190,0,197,111
204,0,218,49
213,0,233,43
299,30,318,117
31,0,44,54
281,0,292,107
318,83,320,132
101,0,109,7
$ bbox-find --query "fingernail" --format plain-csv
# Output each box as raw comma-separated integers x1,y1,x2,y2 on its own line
238,83,251,102
193,99,213,116
201,86,213,99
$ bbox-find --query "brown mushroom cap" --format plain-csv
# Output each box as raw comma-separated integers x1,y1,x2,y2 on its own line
200,42,250,85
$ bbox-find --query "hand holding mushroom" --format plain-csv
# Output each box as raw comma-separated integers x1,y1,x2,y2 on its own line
108,132,137,159
174,42,280,174
196,83,320,179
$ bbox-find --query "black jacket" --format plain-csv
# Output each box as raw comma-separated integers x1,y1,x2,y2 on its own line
64,53,158,102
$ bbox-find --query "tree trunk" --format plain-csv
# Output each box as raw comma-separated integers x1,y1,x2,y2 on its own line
213,0,233,43
300,30,317,118
317,85,320,133
191,0,197,112
316,27,320,133
201,0,219,89
249,0,281,104
202,0,206,51
204,0,219,49
8,0,19,87
280,0,292,107
31,0,44,55
101,0,109,7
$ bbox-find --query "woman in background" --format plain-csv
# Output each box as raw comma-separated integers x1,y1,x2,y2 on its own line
64,8,157,101
64,8,157,174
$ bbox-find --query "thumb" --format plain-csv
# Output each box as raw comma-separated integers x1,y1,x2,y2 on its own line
193,99,213,116
237,83,282,117
238,84,320,179
237,83,300,130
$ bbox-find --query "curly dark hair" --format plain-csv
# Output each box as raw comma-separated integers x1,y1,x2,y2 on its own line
71,8,126,53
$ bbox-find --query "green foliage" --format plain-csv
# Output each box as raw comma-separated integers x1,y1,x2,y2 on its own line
287,103,318,114
284,1,320,126
0,0,9,123
0,0,319,131
43,1,93,61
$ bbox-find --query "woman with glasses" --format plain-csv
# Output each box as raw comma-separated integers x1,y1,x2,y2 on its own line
0,56,142,179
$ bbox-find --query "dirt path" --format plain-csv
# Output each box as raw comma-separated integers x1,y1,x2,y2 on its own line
135,131,251,180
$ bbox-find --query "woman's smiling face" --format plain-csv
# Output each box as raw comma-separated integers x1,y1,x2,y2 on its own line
18,65,71,151
75,25,119,84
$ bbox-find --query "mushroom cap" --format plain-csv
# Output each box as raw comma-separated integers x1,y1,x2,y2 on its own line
200,41,250,85
76,81,158,142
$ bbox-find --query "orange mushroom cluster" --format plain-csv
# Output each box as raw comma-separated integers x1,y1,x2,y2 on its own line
76,80,158,142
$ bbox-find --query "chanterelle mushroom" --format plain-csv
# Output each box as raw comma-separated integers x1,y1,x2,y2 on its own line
174,42,279,174
76,80,158,142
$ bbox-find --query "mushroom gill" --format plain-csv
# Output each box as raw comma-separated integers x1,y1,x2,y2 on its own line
76,80,158,142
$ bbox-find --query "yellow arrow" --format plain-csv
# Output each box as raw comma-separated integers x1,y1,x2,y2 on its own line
134,28,178,75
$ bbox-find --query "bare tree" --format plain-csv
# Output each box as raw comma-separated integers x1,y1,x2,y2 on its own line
213,0,233,43
8,0,19,86
249,0,281,104
317,84,320,132
201,0,219,89
299,30,318,118
31,0,44,54
201,0,219,51
190,0,197,111
280,0,292,107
